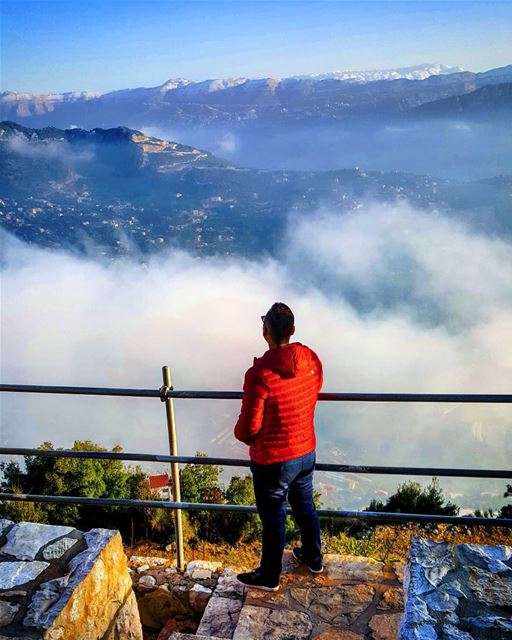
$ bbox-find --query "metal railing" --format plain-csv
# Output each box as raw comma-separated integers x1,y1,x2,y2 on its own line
1,370,511,572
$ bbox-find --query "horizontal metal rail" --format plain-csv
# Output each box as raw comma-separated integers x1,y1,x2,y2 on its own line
1,384,512,403
1,448,512,480
1,493,511,527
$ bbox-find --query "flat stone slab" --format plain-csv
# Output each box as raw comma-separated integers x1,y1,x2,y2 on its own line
1,523,75,561
369,612,402,640
233,604,313,640
0,561,49,589
42,536,78,561
290,583,375,625
322,554,384,582
196,595,242,638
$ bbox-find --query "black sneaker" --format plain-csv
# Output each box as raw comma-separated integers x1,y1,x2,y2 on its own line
292,547,323,573
236,568,280,591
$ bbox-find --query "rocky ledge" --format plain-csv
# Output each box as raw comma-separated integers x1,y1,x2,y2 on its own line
149,551,405,640
0,519,142,639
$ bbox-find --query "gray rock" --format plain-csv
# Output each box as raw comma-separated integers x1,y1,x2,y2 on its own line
196,596,242,638
0,600,19,626
185,560,222,576
214,575,245,600
458,543,512,574
0,523,75,561
399,621,438,640
0,561,49,589
136,564,150,573
137,575,157,591
233,605,313,640
42,536,78,560
23,576,69,628
441,624,475,640
189,583,212,612
190,569,212,580
0,521,13,538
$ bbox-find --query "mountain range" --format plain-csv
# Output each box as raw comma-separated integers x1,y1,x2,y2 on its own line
2,63,511,131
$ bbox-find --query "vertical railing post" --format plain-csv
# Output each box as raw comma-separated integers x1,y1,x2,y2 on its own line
161,366,185,572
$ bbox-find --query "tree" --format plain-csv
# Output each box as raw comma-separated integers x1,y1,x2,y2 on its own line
499,484,512,519
179,452,225,542
224,474,261,543
0,441,165,544
365,478,459,516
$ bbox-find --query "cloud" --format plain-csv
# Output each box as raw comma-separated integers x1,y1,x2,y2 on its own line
7,135,95,163
1,200,511,510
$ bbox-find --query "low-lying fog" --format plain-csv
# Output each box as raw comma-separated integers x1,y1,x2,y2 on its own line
143,119,512,180
2,200,511,512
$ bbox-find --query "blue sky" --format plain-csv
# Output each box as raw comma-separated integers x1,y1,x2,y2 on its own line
2,0,511,93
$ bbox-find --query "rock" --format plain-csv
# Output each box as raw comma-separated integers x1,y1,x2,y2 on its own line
0,520,13,537
369,612,402,640
0,523,75,561
378,587,404,610
27,530,138,639
392,562,405,584
233,605,313,640
196,596,242,638
156,617,178,640
291,584,375,624
137,575,157,592
130,555,170,566
137,564,150,573
103,590,143,640
323,554,384,581
467,564,512,608
138,587,189,629
312,631,364,640
214,575,245,600
42,536,79,560
24,576,69,627
0,600,19,626
190,569,212,580
185,560,222,576
0,561,49,589
441,624,475,640
189,583,212,612
458,543,512,575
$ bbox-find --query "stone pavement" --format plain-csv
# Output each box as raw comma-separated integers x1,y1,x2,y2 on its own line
168,550,405,640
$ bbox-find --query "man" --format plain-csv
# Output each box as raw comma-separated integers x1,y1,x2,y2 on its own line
234,302,323,591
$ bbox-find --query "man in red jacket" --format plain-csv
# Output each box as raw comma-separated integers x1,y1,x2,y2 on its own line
234,302,323,591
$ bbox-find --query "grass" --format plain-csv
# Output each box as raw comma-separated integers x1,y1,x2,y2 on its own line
125,522,512,567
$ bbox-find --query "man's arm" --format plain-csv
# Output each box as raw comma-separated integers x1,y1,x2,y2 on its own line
234,367,268,445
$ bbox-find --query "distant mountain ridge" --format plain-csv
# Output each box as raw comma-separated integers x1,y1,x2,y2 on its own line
3,63,511,130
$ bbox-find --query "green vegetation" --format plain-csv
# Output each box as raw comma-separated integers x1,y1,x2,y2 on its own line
0,440,173,545
365,477,460,516
3,444,510,556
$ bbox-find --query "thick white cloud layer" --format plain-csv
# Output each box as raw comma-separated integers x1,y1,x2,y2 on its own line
1,201,511,510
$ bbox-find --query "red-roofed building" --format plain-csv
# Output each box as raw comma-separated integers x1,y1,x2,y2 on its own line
147,473,171,500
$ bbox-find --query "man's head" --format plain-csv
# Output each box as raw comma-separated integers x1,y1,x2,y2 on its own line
262,302,295,348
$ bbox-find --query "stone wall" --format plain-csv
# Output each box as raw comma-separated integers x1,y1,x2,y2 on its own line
130,557,224,638
0,519,142,639
400,537,512,640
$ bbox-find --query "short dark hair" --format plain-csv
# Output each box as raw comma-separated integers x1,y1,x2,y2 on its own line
264,302,295,342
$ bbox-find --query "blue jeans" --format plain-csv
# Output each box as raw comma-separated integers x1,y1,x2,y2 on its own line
251,450,322,580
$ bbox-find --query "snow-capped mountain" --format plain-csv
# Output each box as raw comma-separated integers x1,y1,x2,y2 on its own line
291,63,465,82
1,63,510,129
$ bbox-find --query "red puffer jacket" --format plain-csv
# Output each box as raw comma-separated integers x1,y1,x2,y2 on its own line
234,342,323,464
